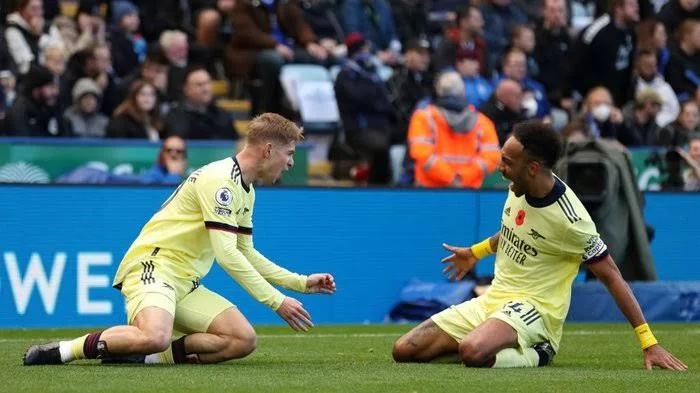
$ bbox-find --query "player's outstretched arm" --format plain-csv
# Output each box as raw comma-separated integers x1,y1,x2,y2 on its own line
588,256,688,371
442,233,499,280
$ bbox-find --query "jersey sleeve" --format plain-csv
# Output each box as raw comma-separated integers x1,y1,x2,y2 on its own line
195,177,287,310
561,218,609,265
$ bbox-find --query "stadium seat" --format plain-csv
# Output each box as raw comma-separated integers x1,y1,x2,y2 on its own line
279,64,340,134
389,144,407,185
234,120,250,137
217,99,251,113
211,79,230,98
330,65,342,81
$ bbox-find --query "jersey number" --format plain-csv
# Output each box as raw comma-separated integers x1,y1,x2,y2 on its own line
507,302,524,313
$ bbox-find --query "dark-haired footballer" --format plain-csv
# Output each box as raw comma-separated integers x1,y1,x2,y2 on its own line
391,120,687,371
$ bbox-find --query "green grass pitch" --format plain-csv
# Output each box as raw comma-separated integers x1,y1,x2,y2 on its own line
1,323,699,393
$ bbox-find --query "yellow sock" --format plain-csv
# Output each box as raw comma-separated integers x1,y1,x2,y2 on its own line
144,345,175,364
492,348,539,368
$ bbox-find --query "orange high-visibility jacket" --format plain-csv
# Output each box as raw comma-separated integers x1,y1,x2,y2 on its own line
408,104,501,188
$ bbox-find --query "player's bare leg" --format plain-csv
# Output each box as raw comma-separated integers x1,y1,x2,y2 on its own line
392,319,459,363
24,307,174,365
180,307,258,364
458,318,518,367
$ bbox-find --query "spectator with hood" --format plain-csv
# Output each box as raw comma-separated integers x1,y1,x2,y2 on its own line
63,77,109,137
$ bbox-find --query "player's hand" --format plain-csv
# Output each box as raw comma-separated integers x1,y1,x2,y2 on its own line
276,297,314,332
643,344,688,371
441,243,477,280
306,273,336,294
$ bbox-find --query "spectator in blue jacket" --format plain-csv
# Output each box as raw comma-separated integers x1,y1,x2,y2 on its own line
454,46,493,109
340,0,401,65
140,134,188,184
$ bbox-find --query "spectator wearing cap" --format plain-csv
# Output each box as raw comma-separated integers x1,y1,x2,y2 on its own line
63,77,109,137
407,71,500,188
534,0,573,112
340,0,401,65
658,100,700,147
433,6,487,76
664,19,700,102
164,67,238,140
619,89,663,146
492,48,551,120
334,32,398,184
387,38,432,142
5,65,67,136
453,45,493,109
633,49,679,128
229,0,327,115
108,1,146,77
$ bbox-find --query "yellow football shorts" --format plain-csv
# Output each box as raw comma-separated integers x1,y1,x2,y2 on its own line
431,296,550,349
119,257,235,334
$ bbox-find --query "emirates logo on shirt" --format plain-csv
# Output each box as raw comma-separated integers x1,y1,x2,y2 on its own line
515,210,526,226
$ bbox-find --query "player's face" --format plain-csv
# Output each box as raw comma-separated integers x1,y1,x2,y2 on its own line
261,141,296,184
499,137,530,197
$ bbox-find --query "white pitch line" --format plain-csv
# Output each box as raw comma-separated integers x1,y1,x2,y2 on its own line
2,329,700,343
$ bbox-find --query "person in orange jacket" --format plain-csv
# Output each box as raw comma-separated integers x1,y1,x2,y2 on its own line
408,71,501,188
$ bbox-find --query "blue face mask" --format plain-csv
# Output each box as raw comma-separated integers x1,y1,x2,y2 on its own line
260,0,275,5
354,53,372,63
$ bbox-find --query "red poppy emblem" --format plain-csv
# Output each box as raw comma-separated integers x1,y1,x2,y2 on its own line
515,210,526,226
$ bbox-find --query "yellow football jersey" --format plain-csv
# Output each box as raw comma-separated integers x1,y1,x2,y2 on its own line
481,177,608,350
113,157,306,310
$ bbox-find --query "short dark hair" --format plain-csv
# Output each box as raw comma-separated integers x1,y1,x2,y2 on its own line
512,120,562,169
144,45,169,67
184,66,210,84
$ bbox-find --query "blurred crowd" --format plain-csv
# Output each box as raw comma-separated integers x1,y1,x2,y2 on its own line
0,0,697,189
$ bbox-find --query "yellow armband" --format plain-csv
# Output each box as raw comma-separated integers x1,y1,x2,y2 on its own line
634,323,658,350
470,238,494,260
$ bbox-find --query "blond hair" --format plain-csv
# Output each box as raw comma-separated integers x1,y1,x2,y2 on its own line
246,113,304,146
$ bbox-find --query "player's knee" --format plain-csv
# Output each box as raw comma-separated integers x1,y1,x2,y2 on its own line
459,339,487,366
220,329,257,360
391,339,416,363
142,331,172,354
237,329,257,357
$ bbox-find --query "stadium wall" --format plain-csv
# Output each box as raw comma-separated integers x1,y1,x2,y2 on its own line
0,185,698,328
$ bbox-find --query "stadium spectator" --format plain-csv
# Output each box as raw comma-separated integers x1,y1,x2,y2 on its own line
658,100,700,147
480,79,527,145
664,19,700,101
533,0,573,112
453,46,493,109
388,0,430,45
633,49,679,127
41,43,65,80
619,89,663,146
140,135,189,185
134,0,193,43
4,0,62,75
334,32,397,184
407,71,500,188
74,5,107,51
5,65,67,136
229,0,327,115
576,86,627,142
300,0,346,57
636,19,670,75
107,79,163,140
387,38,432,142
433,6,487,75
93,43,120,116
165,67,238,140
657,0,700,37
479,0,528,74
340,0,401,65
108,1,146,77
0,69,16,108
494,48,551,120
57,47,100,111
509,24,538,79
160,30,189,103
63,77,109,138
573,0,639,106
677,135,700,191
117,46,170,108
